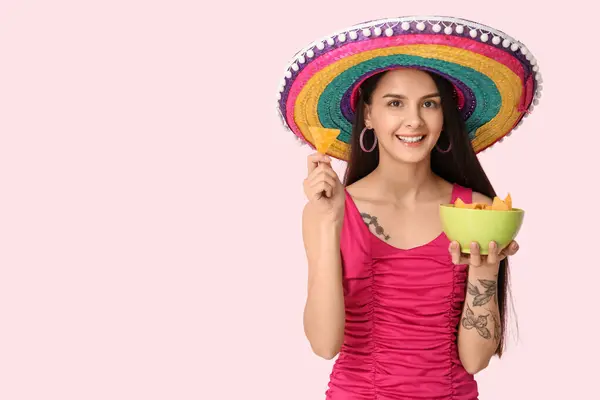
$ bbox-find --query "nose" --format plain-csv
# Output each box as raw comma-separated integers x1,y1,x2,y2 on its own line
404,105,424,129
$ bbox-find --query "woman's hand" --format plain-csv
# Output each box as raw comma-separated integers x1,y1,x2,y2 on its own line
303,152,345,223
449,240,520,268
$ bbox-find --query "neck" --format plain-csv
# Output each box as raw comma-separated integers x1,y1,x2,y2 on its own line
370,155,440,203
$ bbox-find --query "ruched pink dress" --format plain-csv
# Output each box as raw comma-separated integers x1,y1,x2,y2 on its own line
325,183,478,400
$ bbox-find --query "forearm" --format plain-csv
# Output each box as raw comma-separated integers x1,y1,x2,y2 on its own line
303,223,345,359
457,265,501,374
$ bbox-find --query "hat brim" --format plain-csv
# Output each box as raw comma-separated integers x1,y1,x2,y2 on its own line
276,16,542,161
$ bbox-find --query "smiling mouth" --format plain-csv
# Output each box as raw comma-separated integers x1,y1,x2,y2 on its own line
395,135,425,143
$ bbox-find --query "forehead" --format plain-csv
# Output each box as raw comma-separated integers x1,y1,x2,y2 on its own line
374,68,438,95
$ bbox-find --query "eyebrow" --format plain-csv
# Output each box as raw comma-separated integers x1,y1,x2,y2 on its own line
382,93,441,100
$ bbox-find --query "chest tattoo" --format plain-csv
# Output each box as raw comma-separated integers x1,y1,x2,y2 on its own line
360,213,391,241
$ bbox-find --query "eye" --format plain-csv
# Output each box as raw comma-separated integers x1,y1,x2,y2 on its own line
388,100,402,107
423,100,439,108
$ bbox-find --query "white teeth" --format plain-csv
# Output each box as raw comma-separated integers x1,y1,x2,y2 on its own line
396,135,424,143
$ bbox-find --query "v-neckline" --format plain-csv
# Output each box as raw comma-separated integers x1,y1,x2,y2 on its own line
343,184,456,252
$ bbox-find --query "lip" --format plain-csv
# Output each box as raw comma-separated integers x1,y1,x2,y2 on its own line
395,134,426,147
395,134,427,137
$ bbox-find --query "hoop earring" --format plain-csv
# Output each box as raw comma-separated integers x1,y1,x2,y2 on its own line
435,142,452,153
359,127,377,153
435,132,452,153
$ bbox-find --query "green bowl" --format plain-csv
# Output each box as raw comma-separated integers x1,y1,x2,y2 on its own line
439,205,524,255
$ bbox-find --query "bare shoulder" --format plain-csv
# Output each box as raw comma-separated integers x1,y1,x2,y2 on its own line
437,179,454,200
472,191,493,204
344,178,370,201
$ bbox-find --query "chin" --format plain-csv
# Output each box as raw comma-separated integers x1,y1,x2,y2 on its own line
392,151,431,164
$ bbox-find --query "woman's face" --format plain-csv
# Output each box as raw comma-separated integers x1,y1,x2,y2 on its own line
364,68,444,164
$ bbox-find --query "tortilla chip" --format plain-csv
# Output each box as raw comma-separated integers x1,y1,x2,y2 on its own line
504,193,512,209
308,126,341,154
453,193,515,211
454,198,476,209
491,196,510,211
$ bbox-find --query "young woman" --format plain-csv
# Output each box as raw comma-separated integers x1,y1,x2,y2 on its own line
277,16,540,400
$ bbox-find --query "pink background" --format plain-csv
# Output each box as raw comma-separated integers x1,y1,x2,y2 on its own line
0,1,597,399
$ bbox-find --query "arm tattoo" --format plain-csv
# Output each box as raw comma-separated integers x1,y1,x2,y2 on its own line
462,304,492,340
467,278,497,307
463,277,501,341
360,213,391,241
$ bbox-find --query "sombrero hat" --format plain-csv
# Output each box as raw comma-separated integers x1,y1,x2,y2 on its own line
276,16,542,161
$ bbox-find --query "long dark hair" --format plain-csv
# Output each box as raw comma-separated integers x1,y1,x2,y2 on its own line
343,70,513,357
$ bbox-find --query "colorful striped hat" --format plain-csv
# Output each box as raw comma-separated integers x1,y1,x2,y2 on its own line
276,16,542,161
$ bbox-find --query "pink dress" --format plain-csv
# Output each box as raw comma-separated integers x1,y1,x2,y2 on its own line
326,183,478,400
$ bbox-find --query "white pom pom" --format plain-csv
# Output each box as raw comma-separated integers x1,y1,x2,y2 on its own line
385,27,393,37
530,57,537,66
306,49,314,58
277,93,281,100
502,39,511,48
492,36,501,45
298,55,306,64
291,63,299,71
456,25,464,34
520,47,529,55
362,28,371,37
401,22,410,30
416,22,426,31
349,31,358,40
511,43,519,51
285,70,292,78
327,37,335,46
433,24,442,33
373,27,382,36
469,29,478,38
533,98,540,106
480,33,489,42
535,91,542,98
535,72,542,81
338,33,346,42
444,26,453,35
316,42,325,50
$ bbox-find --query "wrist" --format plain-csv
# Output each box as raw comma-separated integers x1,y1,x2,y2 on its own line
468,263,499,279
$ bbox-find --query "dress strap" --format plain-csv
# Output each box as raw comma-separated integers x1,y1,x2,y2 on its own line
340,189,371,262
450,183,473,204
